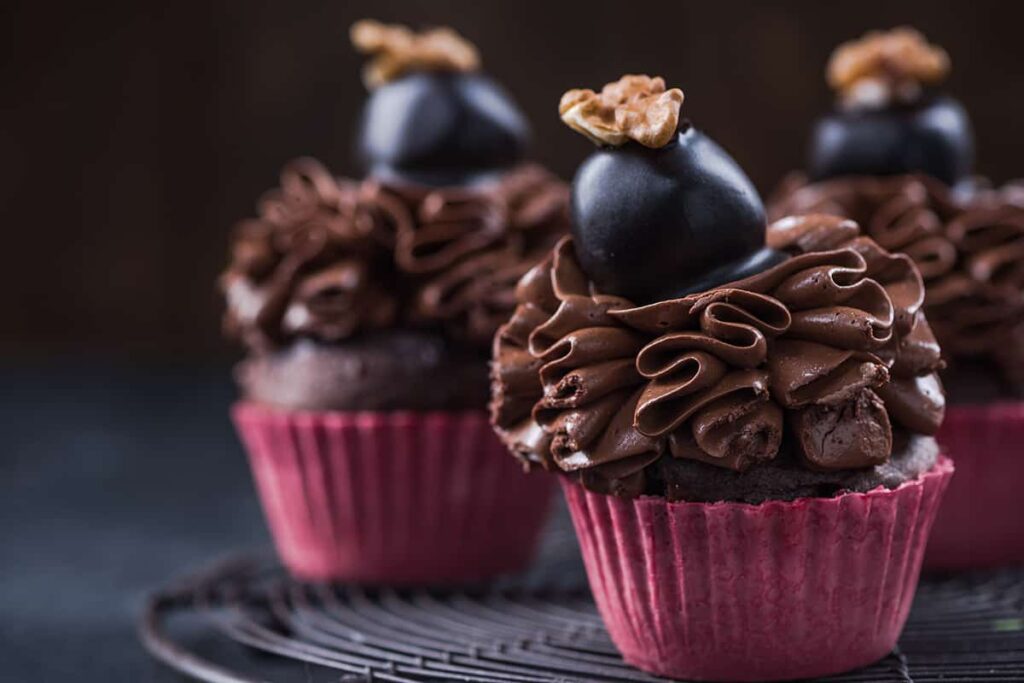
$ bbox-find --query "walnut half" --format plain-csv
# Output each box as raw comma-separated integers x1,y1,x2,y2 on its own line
350,19,480,89
559,75,684,149
827,27,950,109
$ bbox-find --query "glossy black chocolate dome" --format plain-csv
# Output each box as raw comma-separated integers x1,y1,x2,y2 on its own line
571,125,777,303
809,94,974,186
357,71,530,187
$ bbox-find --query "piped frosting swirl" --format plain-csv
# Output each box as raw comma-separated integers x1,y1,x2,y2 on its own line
222,158,569,352
491,215,944,498
770,174,1024,390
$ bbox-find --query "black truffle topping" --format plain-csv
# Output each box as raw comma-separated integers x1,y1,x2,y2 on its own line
571,125,778,303
809,94,974,186
357,72,530,187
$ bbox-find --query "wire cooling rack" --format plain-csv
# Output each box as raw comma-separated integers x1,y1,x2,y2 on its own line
139,513,1024,683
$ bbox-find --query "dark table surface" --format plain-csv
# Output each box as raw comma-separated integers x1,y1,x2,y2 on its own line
5,361,1023,683
1,360,267,682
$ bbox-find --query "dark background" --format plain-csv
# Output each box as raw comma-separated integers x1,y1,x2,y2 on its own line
2,3,1023,680
3,0,1024,362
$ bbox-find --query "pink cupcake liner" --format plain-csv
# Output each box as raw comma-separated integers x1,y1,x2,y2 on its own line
232,403,554,584
925,403,1024,570
561,457,953,682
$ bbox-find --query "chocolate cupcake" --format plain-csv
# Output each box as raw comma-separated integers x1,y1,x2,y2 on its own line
222,21,568,584
490,75,953,681
770,27,1024,569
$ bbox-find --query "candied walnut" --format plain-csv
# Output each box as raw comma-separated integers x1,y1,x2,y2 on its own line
558,75,684,149
827,27,949,108
350,19,480,88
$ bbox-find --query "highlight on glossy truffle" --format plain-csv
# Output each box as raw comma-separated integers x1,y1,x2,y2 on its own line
350,19,480,88
559,75,684,148
827,27,950,108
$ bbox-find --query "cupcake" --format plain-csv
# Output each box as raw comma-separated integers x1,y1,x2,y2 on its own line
770,27,1024,570
490,75,953,681
222,20,568,584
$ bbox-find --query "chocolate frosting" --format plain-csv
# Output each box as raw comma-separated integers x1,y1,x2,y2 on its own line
770,174,1024,394
222,158,569,353
491,215,944,498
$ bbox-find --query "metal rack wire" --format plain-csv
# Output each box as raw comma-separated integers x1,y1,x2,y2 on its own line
139,543,1024,683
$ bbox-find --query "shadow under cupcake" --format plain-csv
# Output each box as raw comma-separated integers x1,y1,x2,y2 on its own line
222,20,569,584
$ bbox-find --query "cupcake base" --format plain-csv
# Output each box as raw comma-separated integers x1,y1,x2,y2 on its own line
233,403,554,584
561,458,953,682
925,403,1024,570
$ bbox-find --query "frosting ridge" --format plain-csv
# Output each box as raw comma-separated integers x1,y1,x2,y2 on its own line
222,159,568,352
491,215,944,497
770,174,1024,389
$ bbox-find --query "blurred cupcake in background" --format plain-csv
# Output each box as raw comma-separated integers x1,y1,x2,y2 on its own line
770,27,1024,570
491,74,952,681
222,20,568,584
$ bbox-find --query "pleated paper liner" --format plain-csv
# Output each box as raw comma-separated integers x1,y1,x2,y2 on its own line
233,403,554,584
926,403,1024,570
562,457,954,682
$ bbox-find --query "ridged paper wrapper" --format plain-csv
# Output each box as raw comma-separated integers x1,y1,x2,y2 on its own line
925,403,1024,570
561,458,953,682
233,403,554,584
